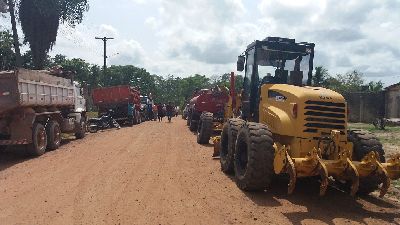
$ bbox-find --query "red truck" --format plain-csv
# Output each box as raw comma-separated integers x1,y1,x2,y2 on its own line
92,85,142,125
187,87,230,133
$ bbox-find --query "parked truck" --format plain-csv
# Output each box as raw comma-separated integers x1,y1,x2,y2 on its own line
92,85,142,125
0,69,87,156
187,88,230,146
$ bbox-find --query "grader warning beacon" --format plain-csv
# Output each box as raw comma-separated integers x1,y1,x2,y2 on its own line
220,37,400,197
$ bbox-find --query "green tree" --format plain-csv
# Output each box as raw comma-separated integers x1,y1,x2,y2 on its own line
18,0,89,69
60,58,91,84
0,30,15,70
368,81,383,92
313,66,329,86
52,54,67,65
21,50,51,69
322,70,383,94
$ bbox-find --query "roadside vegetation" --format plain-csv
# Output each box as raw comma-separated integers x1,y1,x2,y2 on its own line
349,123,400,151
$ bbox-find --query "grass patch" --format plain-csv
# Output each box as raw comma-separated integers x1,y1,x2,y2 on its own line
87,111,98,118
348,123,400,146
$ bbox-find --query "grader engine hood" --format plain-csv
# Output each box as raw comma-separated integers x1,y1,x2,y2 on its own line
259,84,347,139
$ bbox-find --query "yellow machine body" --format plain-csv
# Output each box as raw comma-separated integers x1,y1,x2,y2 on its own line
259,83,400,196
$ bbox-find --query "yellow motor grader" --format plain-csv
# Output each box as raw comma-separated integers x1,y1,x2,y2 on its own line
219,37,400,197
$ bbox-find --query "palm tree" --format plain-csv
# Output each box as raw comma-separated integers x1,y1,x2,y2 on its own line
18,0,88,69
6,0,22,67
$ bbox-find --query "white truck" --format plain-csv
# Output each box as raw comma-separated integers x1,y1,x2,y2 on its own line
0,69,86,156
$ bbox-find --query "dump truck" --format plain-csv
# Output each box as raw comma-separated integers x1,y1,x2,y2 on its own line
187,87,230,143
220,37,400,197
0,69,87,156
92,85,142,125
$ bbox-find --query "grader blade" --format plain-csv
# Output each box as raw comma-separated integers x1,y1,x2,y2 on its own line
316,158,329,196
274,144,400,197
384,154,400,180
273,145,297,194
286,152,297,195
346,158,360,196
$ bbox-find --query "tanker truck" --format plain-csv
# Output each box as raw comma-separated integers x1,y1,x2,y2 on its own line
0,69,87,156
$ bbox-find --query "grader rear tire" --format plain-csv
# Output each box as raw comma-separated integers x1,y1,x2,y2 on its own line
348,129,386,195
197,112,213,144
234,122,275,191
220,118,244,174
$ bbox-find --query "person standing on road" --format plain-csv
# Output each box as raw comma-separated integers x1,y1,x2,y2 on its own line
166,102,174,122
157,103,164,122
152,103,158,121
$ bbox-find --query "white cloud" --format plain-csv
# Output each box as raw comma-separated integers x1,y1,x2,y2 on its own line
256,0,400,85
3,0,399,86
97,24,119,38
108,39,146,66
144,17,159,29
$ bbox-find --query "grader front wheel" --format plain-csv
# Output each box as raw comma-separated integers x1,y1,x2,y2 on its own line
233,122,275,191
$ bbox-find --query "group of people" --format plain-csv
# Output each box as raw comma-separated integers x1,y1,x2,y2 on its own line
149,102,177,122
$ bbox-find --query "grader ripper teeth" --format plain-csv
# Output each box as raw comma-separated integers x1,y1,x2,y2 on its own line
273,131,400,197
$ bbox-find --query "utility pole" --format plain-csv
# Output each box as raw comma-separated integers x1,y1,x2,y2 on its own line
95,37,114,76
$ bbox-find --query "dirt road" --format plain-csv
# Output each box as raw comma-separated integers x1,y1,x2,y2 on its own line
0,119,399,225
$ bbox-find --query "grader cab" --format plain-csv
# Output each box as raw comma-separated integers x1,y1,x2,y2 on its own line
220,37,400,196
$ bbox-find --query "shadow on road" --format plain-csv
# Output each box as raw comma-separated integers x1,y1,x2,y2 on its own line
0,147,28,172
0,138,75,172
243,177,400,224
201,138,400,224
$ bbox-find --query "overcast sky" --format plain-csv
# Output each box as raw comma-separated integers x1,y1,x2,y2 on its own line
1,0,400,86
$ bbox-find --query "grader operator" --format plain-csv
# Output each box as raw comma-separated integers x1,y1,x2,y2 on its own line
220,37,400,197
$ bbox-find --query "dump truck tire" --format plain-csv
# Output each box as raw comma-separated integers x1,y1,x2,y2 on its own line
197,112,213,144
46,121,61,150
75,119,86,139
27,123,48,156
234,122,274,191
220,118,245,174
348,129,386,195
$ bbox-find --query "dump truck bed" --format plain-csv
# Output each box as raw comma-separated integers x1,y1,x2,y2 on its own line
0,69,75,114
92,85,140,107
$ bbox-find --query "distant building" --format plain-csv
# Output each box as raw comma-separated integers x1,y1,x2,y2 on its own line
344,92,385,123
385,83,400,118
